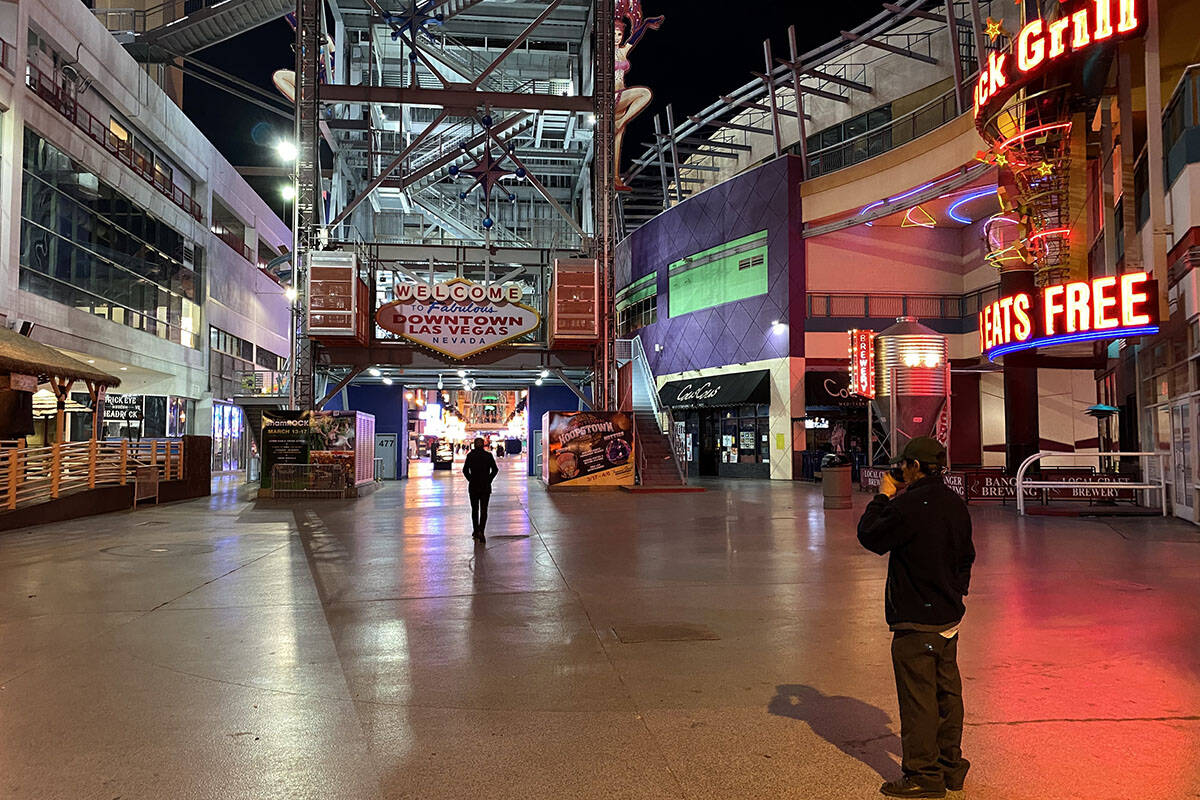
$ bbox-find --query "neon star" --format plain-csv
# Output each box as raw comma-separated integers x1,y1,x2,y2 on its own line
1035,161,1054,177
985,17,1003,39
994,153,1008,167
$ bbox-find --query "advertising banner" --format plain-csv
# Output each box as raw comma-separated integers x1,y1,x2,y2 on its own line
104,394,144,422
260,422,313,489
860,467,966,500
542,411,635,487
376,277,541,359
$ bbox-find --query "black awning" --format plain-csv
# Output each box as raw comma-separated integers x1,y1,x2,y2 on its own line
659,369,770,409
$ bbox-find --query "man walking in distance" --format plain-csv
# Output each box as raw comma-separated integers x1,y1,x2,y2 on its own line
463,437,499,543
857,437,975,799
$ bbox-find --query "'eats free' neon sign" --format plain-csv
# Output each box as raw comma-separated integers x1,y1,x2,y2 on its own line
974,0,1144,120
980,272,1159,360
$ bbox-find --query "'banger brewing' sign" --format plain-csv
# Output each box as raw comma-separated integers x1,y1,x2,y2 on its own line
377,278,541,359
974,0,1144,120
979,271,1159,360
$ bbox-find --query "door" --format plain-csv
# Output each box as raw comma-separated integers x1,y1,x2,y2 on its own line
1171,400,1195,522
375,433,398,480
699,411,719,476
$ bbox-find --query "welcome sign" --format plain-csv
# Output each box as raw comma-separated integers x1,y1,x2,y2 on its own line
376,278,541,359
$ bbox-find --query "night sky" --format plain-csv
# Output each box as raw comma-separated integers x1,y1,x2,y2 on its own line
183,1,884,217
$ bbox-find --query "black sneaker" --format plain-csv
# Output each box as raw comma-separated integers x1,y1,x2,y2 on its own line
880,778,946,798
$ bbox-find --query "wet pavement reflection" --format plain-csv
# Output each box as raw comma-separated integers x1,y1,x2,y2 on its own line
0,457,1198,799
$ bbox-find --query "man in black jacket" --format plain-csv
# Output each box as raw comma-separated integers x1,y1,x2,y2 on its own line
462,438,499,543
857,437,975,799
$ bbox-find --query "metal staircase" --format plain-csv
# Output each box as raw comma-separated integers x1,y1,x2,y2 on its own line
622,338,687,488
95,0,296,60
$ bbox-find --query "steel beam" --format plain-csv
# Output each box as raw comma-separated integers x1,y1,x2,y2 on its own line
840,30,938,64
802,67,872,94
320,84,595,112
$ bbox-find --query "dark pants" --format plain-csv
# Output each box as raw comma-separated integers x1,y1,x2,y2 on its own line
891,630,968,789
469,488,490,534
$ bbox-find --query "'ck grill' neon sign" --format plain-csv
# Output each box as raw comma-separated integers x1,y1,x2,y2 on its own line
974,0,1144,120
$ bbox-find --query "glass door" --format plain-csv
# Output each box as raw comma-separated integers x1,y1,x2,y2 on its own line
1171,399,1195,522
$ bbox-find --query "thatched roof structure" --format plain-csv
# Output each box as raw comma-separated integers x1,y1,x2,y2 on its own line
0,327,121,387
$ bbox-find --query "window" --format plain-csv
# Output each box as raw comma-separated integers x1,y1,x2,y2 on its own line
108,118,129,152
616,273,658,335
255,347,284,371
19,128,201,348
153,155,173,191
668,230,768,317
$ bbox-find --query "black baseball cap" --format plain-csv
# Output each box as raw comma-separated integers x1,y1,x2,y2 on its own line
891,436,947,467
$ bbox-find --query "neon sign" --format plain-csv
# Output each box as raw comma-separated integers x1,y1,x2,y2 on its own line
980,272,1158,360
974,0,1144,119
848,329,876,398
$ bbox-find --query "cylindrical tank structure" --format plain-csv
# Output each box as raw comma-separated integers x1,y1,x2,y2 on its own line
873,317,950,457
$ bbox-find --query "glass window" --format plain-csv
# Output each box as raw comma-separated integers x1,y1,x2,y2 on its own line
20,128,201,349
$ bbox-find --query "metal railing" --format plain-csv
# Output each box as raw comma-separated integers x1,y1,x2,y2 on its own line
213,228,256,264
803,87,960,179
270,464,347,498
627,337,686,484
807,285,1001,320
0,438,185,510
1015,451,1168,516
91,0,212,36
233,370,289,398
25,62,203,221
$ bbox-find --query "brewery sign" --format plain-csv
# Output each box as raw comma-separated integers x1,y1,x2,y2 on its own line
848,329,876,398
376,278,541,359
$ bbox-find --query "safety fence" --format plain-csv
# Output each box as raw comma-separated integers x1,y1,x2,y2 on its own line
0,439,185,511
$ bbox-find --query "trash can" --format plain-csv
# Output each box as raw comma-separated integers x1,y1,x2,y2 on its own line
821,454,853,509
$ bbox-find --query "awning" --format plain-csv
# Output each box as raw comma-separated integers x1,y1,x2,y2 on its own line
659,369,770,409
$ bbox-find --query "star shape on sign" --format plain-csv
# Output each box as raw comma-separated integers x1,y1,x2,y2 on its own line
985,17,1004,39
994,152,1009,167
1035,161,1054,177
447,117,527,229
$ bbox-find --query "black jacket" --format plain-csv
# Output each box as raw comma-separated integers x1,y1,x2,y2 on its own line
857,474,975,630
462,448,498,492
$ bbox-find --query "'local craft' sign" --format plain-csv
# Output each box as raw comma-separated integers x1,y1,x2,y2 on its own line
376,278,541,359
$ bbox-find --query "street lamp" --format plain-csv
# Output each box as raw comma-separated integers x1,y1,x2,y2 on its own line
284,286,298,303
276,140,298,162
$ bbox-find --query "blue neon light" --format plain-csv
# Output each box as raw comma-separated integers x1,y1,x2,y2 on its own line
947,188,998,224
985,326,1160,361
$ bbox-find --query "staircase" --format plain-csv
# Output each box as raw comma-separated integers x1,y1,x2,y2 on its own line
95,0,295,61
622,338,694,491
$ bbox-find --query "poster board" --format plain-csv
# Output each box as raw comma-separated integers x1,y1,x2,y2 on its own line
541,411,635,488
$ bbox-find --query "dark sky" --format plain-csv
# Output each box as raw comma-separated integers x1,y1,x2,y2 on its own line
184,1,884,215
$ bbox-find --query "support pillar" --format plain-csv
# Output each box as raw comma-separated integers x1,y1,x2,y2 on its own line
1001,268,1039,473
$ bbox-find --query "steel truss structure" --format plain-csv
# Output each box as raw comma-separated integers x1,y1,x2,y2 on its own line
617,0,1003,236
283,0,608,406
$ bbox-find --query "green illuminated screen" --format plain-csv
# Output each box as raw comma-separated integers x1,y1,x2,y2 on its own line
668,230,768,318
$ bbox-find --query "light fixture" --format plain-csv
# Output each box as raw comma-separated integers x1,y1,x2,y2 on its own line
457,369,466,378
539,369,549,379
284,286,298,302
280,184,296,202
87,359,95,364
119,367,128,371
383,377,394,386
535,378,544,386
923,353,941,368
368,367,381,377
437,374,443,390
405,391,414,400
276,140,298,162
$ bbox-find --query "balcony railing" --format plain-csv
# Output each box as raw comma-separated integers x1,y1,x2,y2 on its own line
232,370,289,398
25,62,203,222
91,0,212,36
807,285,1001,321
213,227,255,264
802,88,960,180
